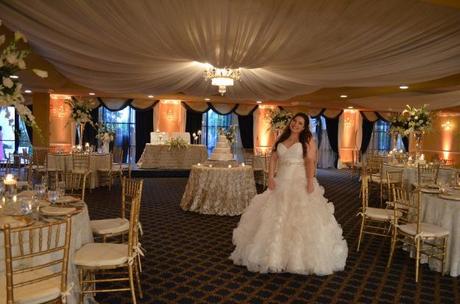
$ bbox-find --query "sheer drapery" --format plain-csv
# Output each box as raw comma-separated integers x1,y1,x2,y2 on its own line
1,1,459,104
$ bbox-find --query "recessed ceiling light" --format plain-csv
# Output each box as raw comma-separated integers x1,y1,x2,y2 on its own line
256,100,262,104
24,89,32,93
399,85,409,90
347,106,354,109
89,92,95,96
204,98,210,101
340,95,348,98
10,75,19,79
148,95,154,98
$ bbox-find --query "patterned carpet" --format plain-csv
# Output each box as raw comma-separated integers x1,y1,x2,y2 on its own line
85,169,459,303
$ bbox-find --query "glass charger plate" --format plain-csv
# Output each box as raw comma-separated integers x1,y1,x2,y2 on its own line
40,206,80,216
438,194,460,201
0,215,34,229
54,196,81,204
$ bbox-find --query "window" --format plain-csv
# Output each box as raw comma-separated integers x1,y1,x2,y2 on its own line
202,109,232,154
0,107,16,162
370,120,391,152
99,107,136,163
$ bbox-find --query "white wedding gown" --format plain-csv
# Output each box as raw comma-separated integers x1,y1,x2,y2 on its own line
230,142,348,275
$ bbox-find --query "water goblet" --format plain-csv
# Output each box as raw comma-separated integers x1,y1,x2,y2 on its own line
57,181,66,198
48,190,58,205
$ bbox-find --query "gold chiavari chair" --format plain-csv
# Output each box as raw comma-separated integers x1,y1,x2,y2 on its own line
74,188,143,304
90,177,144,242
2,216,72,304
385,170,404,207
365,156,385,206
69,153,91,201
387,186,449,282
31,146,48,179
356,174,396,252
416,163,440,187
113,146,131,179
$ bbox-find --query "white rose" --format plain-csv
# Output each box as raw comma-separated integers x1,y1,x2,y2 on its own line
6,54,18,65
14,31,27,43
2,77,14,88
17,59,26,69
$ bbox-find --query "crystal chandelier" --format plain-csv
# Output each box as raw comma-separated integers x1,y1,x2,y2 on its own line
204,66,241,96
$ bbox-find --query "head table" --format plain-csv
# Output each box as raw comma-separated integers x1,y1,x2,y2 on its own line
137,144,208,169
181,164,257,216
0,199,94,303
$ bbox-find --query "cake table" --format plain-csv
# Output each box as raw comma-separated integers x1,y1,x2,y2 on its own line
180,164,257,216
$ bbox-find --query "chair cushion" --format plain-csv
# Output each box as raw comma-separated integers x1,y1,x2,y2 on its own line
72,169,89,175
74,243,129,267
90,218,129,235
0,269,61,304
399,223,449,238
364,207,396,220
370,174,384,183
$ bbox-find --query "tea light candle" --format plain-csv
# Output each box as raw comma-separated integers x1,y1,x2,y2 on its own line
241,162,245,167
4,174,16,186
209,164,213,168
197,163,201,166
156,129,160,132
77,145,82,152
13,195,17,203
228,164,232,168
399,149,403,153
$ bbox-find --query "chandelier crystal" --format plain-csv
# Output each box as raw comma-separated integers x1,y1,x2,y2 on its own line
204,66,241,96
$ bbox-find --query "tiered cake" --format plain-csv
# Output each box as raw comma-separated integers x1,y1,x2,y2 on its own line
210,135,233,161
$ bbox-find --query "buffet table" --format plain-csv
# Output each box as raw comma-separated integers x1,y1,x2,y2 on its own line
421,192,460,277
47,153,112,189
0,201,94,303
137,144,207,169
180,164,257,215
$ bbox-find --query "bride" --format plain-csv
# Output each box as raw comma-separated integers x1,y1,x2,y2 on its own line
230,112,347,275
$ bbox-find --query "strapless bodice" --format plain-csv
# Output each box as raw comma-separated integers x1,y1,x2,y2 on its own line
276,142,306,181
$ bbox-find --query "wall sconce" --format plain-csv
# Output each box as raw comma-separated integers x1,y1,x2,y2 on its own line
344,117,352,128
166,109,175,121
442,120,453,131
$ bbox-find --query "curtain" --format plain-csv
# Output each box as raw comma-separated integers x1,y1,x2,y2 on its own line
185,109,203,138
26,105,33,145
237,113,254,149
324,115,340,167
361,116,374,154
82,108,99,148
135,108,153,162
402,136,409,152
317,129,335,169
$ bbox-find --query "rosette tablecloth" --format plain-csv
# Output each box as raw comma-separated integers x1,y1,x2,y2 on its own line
137,144,207,169
181,165,257,216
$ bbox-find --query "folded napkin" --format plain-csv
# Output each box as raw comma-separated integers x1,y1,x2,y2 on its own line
41,206,76,216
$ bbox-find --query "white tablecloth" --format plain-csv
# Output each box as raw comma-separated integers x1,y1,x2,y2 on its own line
180,165,257,216
47,153,111,189
0,203,94,303
383,164,455,187
421,193,460,277
137,144,207,169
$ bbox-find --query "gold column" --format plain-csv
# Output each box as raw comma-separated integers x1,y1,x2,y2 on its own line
32,92,50,147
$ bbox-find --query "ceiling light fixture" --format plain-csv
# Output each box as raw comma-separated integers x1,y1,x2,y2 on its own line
148,95,154,98
399,85,409,90
204,66,241,96
340,94,348,98
89,92,95,96
256,100,262,104
347,106,354,109
204,98,210,101
24,89,32,93
10,75,19,79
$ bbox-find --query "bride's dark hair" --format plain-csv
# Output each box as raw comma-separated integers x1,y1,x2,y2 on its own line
273,112,312,157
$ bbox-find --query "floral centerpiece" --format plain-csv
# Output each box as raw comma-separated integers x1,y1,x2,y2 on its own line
0,20,48,130
96,123,115,153
65,97,95,146
166,137,188,151
220,125,238,144
401,104,433,157
266,109,293,132
389,114,407,135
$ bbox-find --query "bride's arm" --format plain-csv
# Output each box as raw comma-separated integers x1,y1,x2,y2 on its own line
268,150,278,190
305,138,317,193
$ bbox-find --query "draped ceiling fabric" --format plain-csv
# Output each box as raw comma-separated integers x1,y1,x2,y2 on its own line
1,0,460,104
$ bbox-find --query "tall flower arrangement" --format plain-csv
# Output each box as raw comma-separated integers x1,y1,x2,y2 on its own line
96,123,115,142
65,98,95,125
0,20,48,128
401,104,433,135
266,109,293,132
389,114,407,134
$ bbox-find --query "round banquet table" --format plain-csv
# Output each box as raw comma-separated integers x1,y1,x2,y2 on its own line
180,164,257,216
421,192,460,277
383,164,455,187
0,201,94,303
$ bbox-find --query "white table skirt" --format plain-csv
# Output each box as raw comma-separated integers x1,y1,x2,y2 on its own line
180,165,257,216
421,193,460,277
47,153,111,189
137,144,207,169
383,164,455,187
0,203,94,303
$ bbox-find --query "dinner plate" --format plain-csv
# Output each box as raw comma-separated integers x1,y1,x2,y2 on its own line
40,206,78,216
54,196,80,204
421,188,441,194
0,215,34,229
438,194,460,201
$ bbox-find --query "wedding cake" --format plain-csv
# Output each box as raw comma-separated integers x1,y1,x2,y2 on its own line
210,135,233,161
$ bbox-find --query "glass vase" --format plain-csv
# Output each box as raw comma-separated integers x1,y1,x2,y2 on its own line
414,132,423,159
76,123,86,147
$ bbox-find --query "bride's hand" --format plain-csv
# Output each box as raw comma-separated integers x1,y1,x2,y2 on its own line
268,177,276,190
307,182,314,193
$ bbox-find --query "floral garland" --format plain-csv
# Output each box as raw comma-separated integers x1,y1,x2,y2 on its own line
0,20,48,128
266,109,293,132
65,98,95,125
166,137,189,151
401,104,432,135
96,123,115,142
